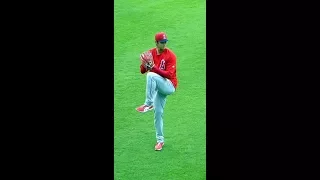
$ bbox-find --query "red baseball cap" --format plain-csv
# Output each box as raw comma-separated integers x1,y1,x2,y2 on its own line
155,32,168,42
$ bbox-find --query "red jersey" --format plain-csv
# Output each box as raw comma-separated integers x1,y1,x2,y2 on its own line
140,48,178,89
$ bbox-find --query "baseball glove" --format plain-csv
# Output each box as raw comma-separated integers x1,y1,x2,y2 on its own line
140,51,154,70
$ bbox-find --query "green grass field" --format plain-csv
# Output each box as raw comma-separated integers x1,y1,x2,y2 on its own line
114,0,206,179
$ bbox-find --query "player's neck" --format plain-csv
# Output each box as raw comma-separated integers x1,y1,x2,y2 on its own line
156,48,165,55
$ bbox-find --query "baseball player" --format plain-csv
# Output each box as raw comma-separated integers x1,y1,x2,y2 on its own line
136,32,178,151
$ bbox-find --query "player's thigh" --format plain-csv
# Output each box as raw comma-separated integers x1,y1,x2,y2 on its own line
157,78,175,95
149,73,175,95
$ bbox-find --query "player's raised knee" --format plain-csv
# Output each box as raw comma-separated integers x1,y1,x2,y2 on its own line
147,72,157,78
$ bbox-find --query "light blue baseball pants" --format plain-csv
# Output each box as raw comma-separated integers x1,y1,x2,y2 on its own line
144,72,175,143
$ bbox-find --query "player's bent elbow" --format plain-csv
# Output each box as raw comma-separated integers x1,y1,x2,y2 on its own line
140,70,147,74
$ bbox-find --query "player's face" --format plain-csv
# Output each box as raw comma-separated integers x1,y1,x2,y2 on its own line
156,41,167,50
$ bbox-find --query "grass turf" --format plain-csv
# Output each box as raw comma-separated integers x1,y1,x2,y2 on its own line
114,0,206,179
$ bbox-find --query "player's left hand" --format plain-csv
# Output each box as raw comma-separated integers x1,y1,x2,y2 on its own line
140,51,154,70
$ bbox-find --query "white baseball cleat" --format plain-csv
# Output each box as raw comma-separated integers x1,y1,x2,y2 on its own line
136,104,154,113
